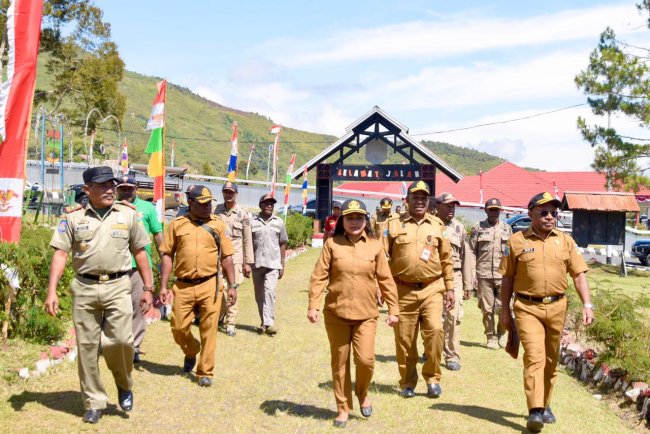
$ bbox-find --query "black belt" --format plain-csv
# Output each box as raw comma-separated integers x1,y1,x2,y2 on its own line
394,277,438,289
78,271,129,282
176,273,217,284
516,293,565,304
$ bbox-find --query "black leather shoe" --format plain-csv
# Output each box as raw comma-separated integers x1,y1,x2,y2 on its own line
198,376,213,387
427,383,442,398
401,387,415,398
361,406,373,417
117,388,133,411
333,419,347,428
133,352,141,364
183,356,196,373
526,408,544,433
542,406,556,424
82,409,101,424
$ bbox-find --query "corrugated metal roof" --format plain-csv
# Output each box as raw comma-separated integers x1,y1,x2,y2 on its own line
563,192,640,212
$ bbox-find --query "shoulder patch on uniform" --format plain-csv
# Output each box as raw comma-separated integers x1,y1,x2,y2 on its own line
442,229,448,239
118,200,137,210
64,204,83,214
503,245,510,256
57,219,68,232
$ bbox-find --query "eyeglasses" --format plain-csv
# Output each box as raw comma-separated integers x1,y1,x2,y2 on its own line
532,210,559,218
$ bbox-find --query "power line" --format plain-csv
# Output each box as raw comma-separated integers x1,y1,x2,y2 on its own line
411,103,589,136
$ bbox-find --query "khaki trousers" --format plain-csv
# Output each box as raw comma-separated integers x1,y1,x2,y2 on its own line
394,279,445,388
252,267,279,327
72,276,133,410
324,312,377,413
478,277,505,340
443,270,464,364
129,269,146,352
514,296,567,410
219,263,243,327
170,278,222,378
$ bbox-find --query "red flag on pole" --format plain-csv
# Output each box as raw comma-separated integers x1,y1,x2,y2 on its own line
0,0,44,243
479,170,484,205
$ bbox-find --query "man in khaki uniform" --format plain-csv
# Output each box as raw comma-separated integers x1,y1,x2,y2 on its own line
45,166,153,424
499,192,594,432
435,192,471,371
385,180,454,399
214,181,253,337
468,198,513,349
159,185,237,387
370,197,393,239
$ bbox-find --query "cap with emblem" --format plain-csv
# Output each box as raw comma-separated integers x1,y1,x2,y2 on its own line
116,174,136,188
222,181,238,193
436,192,460,205
341,199,368,216
259,193,277,205
380,197,393,209
82,166,117,184
407,180,430,195
187,185,214,204
528,192,561,209
485,198,502,209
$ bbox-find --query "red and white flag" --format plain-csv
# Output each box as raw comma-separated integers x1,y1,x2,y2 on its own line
0,0,44,243
270,125,281,197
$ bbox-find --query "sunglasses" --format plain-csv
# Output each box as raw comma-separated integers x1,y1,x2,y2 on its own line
532,210,559,218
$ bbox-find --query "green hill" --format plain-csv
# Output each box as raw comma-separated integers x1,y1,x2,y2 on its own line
32,65,510,180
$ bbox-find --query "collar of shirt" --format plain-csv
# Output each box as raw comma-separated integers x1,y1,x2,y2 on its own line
216,203,238,215
400,212,436,225
523,226,560,240
343,232,368,244
84,201,121,218
255,213,278,223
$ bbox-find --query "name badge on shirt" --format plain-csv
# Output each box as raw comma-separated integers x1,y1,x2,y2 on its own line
420,246,432,262
523,247,535,253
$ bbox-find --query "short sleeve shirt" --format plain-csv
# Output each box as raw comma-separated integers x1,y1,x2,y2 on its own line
130,197,163,268
50,201,150,275
498,227,588,297
214,203,254,265
251,214,288,270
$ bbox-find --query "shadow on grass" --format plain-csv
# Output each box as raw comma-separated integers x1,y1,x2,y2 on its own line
260,399,338,420
318,381,399,395
375,354,396,363
135,359,181,376
235,324,263,335
460,340,485,348
431,403,525,431
8,390,128,419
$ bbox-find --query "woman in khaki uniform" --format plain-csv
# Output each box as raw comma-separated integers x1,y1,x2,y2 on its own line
308,199,399,428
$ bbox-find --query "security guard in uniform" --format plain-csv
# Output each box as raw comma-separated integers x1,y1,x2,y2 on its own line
468,198,513,349
370,197,393,239
214,181,254,337
499,192,594,433
384,180,454,399
435,192,471,371
159,185,237,387
45,166,153,424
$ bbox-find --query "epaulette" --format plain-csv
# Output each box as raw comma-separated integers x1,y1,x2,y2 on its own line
64,204,83,214
117,200,137,210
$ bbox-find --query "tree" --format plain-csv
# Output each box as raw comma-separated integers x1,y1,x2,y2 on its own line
575,4,650,192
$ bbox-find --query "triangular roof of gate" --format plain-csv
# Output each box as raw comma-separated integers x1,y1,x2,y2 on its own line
291,106,463,182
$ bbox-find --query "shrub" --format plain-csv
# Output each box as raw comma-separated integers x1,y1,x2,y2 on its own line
284,213,313,249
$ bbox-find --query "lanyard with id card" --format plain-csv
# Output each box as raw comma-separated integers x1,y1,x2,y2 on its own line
420,234,435,262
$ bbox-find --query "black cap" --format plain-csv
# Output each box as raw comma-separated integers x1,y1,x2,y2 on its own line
485,198,502,209
340,199,368,216
222,181,238,193
187,185,213,204
407,180,430,195
528,192,561,210
259,193,277,205
380,197,393,209
82,166,117,184
332,201,342,209
116,174,136,188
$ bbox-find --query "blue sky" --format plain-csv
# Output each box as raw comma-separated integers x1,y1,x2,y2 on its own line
97,0,647,172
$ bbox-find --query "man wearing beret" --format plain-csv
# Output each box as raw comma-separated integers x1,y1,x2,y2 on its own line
499,192,594,432
116,174,163,363
159,185,237,387
46,166,154,424
384,180,455,399
251,194,288,335
468,197,513,349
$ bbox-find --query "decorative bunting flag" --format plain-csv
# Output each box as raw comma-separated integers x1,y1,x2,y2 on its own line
120,138,129,174
0,0,44,243
270,125,281,197
145,79,167,223
301,166,308,215
283,154,296,219
227,121,238,181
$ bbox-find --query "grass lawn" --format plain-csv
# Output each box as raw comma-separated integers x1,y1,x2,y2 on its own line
0,249,642,433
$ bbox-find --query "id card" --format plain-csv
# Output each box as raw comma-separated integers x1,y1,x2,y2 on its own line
420,246,432,262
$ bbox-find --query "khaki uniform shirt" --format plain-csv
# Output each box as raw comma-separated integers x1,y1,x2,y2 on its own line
384,213,454,291
370,211,392,239
498,227,588,297
214,203,254,265
309,233,399,320
160,214,234,280
50,201,150,275
468,219,513,280
251,214,288,270
443,218,471,290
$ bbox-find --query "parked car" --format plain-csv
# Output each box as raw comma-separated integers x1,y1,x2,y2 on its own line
631,239,650,266
277,199,317,218
504,214,572,234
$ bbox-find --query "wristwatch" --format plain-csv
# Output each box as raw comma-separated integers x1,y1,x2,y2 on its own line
583,303,594,309
228,283,239,290
143,286,154,293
